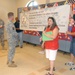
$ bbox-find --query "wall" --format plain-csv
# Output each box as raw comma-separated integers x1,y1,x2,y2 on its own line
36,0,65,5
0,0,17,24
16,0,65,8
0,0,17,40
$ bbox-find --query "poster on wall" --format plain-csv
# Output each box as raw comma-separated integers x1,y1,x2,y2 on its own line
20,4,70,33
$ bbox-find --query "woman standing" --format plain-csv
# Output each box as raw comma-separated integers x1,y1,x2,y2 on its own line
42,17,59,75
65,17,75,70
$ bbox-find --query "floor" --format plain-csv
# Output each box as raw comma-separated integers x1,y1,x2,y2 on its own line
0,42,75,75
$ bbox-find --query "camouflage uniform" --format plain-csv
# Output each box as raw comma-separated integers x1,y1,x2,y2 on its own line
0,19,4,50
6,20,18,63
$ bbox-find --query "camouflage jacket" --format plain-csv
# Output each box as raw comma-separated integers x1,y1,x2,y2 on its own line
6,20,18,44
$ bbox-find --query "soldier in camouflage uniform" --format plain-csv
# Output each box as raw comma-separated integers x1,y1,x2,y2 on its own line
0,19,4,50
6,12,18,67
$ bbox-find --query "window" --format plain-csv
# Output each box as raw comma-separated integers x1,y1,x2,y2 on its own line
26,0,38,7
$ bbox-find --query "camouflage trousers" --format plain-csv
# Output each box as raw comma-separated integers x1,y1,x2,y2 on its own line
0,34,4,50
8,39,16,63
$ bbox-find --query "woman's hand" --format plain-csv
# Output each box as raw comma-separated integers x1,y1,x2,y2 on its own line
43,31,46,35
66,31,71,35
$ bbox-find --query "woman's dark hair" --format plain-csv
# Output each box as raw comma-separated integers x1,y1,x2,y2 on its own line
47,17,57,30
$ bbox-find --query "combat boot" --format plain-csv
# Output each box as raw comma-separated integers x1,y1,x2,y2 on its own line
7,61,15,64
8,63,17,67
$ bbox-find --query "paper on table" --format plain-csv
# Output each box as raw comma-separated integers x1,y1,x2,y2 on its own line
42,31,53,41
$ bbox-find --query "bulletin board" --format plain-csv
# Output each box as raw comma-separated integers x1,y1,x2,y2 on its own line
20,4,70,33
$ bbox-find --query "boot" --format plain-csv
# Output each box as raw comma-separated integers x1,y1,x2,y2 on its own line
7,61,15,64
8,63,17,67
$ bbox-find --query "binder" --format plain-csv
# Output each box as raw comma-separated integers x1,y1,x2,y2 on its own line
42,31,53,41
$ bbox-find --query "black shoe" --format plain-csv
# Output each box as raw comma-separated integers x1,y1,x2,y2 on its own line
45,72,54,75
20,46,23,48
70,67,75,70
46,67,55,71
